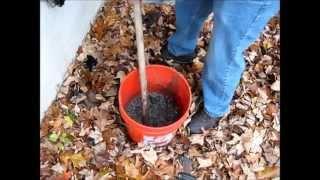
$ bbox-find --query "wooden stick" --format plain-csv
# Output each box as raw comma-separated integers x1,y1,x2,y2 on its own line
133,0,148,123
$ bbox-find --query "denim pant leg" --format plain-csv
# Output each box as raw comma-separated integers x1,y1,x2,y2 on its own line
167,0,213,56
203,0,279,118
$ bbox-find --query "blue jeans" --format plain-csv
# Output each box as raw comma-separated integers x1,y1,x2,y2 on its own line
168,0,279,118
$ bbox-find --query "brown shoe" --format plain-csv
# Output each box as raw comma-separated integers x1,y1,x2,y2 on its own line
187,109,221,134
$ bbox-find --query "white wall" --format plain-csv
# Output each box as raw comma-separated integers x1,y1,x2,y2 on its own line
40,0,176,122
40,0,104,121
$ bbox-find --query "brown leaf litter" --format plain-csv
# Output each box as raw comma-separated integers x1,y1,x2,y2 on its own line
40,0,280,179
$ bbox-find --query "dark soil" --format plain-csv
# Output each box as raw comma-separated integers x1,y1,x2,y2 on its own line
125,92,181,127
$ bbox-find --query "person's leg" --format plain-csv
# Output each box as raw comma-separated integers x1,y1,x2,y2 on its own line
189,0,279,133
167,0,213,56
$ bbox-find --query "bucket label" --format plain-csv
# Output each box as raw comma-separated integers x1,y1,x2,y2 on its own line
143,133,175,146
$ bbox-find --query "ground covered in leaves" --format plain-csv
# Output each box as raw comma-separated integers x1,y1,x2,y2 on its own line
40,1,280,179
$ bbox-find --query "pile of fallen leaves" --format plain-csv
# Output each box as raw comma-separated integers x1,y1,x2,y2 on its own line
40,0,280,179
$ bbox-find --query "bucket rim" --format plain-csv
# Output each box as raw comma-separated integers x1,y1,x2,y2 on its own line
118,64,192,132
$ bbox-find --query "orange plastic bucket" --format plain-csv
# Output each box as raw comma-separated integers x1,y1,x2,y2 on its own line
119,65,192,146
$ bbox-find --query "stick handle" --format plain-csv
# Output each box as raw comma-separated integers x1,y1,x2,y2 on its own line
133,1,148,122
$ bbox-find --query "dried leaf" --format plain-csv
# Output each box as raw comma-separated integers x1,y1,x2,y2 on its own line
99,101,113,111
248,83,259,95
247,50,258,62
188,146,202,157
79,169,94,180
120,34,133,48
93,142,106,155
94,110,114,131
60,171,72,180
256,166,279,179
236,103,249,111
271,80,280,91
153,159,175,176
95,94,106,101
266,103,278,116
265,152,279,165
232,142,245,156
242,71,251,82
88,127,103,144
60,151,73,165
263,39,273,49
51,163,65,174
63,76,76,86
94,143,110,168
198,48,207,57
227,133,241,145
124,159,141,178
158,147,175,161
189,134,205,146
80,85,88,93
79,127,90,137
241,163,256,180
103,87,117,97
265,65,273,74
74,94,87,104
250,129,266,153
160,5,172,15
254,63,263,73
141,148,158,165
141,169,158,180
70,153,87,168
245,153,260,164
197,157,213,168
261,55,273,64
192,58,204,73
242,128,266,153
168,24,176,30
74,104,81,114
258,72,267,78
258,88,269,100
51,117,63,131
197,37,205,47
144,35,161,52
206,151,217,164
